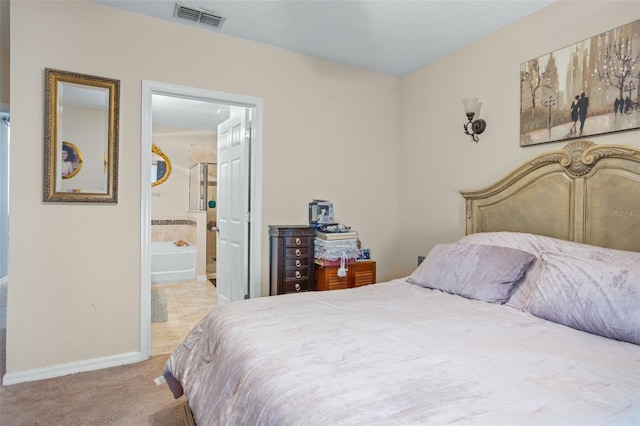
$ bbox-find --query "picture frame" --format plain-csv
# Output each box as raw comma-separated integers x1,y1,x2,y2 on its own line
520,19,640,147
43,68,120,203
359,248,371,260
308,200,334,225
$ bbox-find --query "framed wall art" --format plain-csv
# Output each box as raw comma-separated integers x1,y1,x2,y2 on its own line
520,19,640,147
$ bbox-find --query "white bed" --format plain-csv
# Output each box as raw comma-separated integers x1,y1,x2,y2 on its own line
163,141,640,425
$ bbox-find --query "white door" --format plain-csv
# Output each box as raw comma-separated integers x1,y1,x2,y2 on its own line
216,106,251,305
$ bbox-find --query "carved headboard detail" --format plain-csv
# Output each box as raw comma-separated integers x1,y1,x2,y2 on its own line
460,141,640,252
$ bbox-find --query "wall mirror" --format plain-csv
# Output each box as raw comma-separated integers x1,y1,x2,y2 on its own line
151,144,172,187
44,68,120,203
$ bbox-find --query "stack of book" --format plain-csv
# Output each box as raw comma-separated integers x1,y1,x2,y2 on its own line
314,230,360,261
316,230,358,241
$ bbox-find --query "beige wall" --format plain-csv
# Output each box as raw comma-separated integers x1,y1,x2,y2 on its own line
0,0,8,106
0,50,8,106
397,1,640,277
7,0,400,374
151,127,216,219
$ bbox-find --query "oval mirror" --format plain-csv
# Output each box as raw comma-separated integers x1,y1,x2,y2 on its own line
61,141,83,179
152,144,172,187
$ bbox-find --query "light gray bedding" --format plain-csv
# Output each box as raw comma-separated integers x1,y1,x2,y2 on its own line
164,278,640,425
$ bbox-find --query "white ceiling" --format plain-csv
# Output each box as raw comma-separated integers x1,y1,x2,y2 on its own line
92,0,554,76
91,0,554,130
152,94,230,131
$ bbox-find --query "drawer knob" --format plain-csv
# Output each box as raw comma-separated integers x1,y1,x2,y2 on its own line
295,237,301,245
295,260,301,268
295,249,301,257
295,271,302,279
295,283,301,291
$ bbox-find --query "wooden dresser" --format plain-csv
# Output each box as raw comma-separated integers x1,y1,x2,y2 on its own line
315,260,376,291
269,225,316,295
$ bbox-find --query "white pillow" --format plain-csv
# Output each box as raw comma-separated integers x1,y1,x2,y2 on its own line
456,232,640,310
526,251,640,345
407,243,535,304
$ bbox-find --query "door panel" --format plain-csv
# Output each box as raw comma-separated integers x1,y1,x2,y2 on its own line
216,106,250,305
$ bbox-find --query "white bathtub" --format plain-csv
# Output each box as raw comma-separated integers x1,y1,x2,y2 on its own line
150,242,196,284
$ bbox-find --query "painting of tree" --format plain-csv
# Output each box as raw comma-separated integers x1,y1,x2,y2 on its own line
520,20,640,147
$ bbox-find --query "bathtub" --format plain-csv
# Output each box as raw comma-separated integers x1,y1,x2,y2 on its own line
150,242,196,284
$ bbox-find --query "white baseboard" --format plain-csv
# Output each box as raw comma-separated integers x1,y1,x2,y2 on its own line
197,275,208,282
2,351,144,385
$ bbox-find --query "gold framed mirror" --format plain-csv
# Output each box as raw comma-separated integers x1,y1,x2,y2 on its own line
44,68,120,203
152,144,172,187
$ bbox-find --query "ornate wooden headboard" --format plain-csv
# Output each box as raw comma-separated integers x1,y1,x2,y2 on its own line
460,140,640,252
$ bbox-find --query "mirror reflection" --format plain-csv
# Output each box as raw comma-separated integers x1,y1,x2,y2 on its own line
44,68,120,203
152,144,172,187
61,141,82,179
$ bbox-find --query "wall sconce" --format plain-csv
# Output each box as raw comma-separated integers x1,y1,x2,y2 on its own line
462,98,487,142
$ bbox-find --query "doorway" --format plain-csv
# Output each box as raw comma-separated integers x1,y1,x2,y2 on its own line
140,81,263,359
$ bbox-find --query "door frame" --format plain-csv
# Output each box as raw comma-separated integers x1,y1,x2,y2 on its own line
140,80,263,359
0,108,8,282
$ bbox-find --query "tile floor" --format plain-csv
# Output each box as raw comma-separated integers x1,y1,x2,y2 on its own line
151,279,217,356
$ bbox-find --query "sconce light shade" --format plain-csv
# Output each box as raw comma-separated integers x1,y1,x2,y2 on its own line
463,98,486,142
463,98,480,117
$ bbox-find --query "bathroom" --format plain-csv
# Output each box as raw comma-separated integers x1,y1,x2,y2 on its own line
149,94,228,355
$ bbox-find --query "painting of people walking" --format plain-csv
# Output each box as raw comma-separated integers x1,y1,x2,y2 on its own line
520,20,640,147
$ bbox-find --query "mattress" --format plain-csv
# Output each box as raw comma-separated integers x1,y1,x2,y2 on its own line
164,278,640,425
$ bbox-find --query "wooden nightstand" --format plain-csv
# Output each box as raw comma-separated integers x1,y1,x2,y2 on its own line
269,225,316,295
315,260,376,291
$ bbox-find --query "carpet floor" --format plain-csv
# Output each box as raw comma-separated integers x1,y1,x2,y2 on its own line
0,328,190,425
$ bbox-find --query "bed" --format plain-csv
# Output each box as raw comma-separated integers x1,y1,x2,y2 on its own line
163,140,640,425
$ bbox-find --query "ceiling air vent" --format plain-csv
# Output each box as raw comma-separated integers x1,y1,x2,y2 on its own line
174,3,226,29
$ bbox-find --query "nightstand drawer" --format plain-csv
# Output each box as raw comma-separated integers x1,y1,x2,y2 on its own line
283,279,311,293
285,257,309,269
315,260,376,291
284,269,310,280
354,261,376,287
325,271,350,291
284,236,310,247
285,247,310,258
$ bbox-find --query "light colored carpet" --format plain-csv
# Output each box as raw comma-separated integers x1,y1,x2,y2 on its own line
0,283,191,425
151,289,168,323
0,342,189,426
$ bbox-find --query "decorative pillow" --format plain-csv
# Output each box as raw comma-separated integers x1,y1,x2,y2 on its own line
456,232,640,311
407,243,535,304
526,252,640,345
